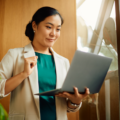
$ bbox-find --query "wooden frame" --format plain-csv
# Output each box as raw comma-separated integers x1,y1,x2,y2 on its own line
115,0,120,119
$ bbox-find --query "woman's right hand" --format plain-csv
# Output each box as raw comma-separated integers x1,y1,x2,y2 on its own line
23,56,38,77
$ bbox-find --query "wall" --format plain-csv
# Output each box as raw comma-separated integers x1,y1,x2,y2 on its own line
0,0,78,119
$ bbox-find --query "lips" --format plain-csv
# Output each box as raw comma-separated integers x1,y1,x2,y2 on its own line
46,38,55,41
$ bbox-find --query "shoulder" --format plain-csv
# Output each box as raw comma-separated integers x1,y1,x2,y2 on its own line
7,46,24,56
8,46,23,52
4,46,24,62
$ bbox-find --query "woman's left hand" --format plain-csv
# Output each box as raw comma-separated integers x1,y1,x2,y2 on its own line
55,87,90,104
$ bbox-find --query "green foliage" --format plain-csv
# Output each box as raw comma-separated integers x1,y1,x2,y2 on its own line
0,104,9,120
0,76,9,120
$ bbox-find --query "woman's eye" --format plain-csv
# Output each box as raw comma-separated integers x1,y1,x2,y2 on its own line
46,26,51,29
57,29,61,31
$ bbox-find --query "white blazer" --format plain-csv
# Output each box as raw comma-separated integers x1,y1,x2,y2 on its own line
0,42,81,120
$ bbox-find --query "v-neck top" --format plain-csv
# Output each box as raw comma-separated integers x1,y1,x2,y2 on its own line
35,52,56,120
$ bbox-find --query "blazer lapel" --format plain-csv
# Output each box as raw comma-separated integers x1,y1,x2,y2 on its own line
23,42,40,116
50,48,64,89
50,48,67,119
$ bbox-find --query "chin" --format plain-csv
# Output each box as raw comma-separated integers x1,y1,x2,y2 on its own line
46,43,55,47
48,44,54,47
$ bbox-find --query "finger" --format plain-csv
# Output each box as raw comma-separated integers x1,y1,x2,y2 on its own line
85,88,90,95
55,93,62,96
62,92,72,99
63,92,78,100
56,93,67,98
74,87,79,96
27,56,38,61
35,56,38,60
60,93,69,98
26,56,37,66
30,62,35,68
25,58,36,64
30,56,38,59
82,88,90,98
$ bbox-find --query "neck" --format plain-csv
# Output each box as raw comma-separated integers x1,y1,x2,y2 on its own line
31,40,52,55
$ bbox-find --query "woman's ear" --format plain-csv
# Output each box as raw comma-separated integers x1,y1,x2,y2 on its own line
32,21,37,31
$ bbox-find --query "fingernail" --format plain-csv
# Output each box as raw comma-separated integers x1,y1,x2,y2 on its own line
75,87,77,91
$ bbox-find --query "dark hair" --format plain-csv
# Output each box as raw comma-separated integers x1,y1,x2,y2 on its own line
25,6,64,41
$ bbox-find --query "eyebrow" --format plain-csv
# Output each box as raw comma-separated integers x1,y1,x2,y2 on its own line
45,22,61,27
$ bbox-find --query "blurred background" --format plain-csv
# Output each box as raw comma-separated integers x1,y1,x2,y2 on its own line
76,0,119,120
0,0,119,120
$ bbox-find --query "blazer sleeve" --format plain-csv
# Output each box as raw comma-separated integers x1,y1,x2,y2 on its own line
64,58,82,112
0,49,14,99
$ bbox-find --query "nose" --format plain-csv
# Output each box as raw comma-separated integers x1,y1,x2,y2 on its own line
50,29,56,37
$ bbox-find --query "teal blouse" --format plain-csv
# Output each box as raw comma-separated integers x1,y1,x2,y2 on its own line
35,52,56,120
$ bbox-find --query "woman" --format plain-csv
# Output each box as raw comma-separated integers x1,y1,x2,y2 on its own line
0,6,90,120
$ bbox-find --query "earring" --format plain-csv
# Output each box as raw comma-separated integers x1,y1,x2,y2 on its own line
33,30,35,33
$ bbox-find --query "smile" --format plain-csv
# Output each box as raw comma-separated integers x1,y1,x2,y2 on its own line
46,38,55,42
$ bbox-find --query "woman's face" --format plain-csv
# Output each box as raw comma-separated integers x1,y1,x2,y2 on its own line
32,14,61,48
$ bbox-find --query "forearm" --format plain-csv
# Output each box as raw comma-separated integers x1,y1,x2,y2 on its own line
5,72,28,95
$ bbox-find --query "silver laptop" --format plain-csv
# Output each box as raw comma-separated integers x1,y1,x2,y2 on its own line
35,50,112,96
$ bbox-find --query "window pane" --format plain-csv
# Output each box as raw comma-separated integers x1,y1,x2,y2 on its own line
76,0,119,120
